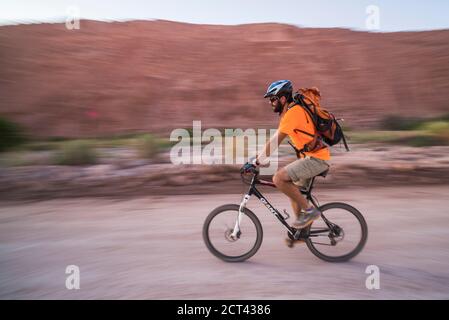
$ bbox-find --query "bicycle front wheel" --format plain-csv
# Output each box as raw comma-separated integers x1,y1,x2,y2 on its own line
203,204,263,262
306,202,368,262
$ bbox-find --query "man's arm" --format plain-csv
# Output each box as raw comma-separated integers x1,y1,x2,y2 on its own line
255,130,288,166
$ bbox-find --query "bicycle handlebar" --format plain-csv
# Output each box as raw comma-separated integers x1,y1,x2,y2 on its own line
240,167,259,185
240,167,259,176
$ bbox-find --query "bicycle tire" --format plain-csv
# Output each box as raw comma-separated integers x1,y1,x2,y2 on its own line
203,204,263,263
306,202,368,262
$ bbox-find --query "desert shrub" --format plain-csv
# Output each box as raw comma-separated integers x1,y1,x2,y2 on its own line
137,134,161,159
0,117,26,152
418,121,449,137
380,113,449,131
0,151,31,167
379,115,423,131
393,135,448,147
54,140,97,165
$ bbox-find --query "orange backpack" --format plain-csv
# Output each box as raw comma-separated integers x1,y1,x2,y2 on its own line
290,87,349,156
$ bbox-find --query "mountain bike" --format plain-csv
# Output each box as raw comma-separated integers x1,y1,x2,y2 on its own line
202,167,368,262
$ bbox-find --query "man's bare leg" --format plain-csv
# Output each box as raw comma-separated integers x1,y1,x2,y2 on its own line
273,168,309,217
289,199,301,218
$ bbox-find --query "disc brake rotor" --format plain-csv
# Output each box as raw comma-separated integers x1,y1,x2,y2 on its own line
224,229,241,242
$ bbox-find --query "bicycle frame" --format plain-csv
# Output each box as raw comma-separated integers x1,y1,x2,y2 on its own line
231,173,331,240
204,169,367,263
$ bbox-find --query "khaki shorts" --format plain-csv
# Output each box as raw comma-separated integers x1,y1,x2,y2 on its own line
285,157,330,187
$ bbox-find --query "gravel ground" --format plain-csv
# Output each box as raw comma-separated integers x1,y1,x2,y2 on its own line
1,186,449,299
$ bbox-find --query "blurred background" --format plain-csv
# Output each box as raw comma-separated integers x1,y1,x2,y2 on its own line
0,0,448,299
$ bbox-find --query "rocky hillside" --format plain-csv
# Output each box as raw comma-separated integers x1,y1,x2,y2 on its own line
1,20,448,137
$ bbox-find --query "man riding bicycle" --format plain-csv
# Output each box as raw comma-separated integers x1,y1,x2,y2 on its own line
241,80,330,235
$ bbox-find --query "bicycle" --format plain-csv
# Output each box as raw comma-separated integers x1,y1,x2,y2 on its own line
202,167,368,263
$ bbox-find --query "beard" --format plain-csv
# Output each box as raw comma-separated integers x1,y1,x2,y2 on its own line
272,100,283,114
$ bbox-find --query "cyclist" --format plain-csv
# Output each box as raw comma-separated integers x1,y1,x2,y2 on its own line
241,80,330,238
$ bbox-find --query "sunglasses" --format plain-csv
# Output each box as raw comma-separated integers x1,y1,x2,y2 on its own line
269,96,279,103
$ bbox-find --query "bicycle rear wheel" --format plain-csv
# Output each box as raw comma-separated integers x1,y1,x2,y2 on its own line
306,202,368,262
203,204,263,262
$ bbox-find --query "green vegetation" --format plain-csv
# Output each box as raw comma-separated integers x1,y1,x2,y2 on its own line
136,134,161,159
393,135,448,147
2,113,449,168
0,117,26,152
380,115,424,131
417,121,449,138
349,130,448,147
53,140,97,165
348,130,415,144
0,151,34,167
350,114,449,147
0,131,172,167
13,132,171,152
380,113,449,131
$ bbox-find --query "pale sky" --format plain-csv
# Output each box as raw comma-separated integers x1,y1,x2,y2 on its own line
1,0,448,32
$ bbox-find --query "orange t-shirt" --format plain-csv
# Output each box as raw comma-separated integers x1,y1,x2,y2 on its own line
278,104,331,161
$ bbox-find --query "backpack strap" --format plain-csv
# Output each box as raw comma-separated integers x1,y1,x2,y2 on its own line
288,140,305,158
288,102,315,127
293,128,314,138
295,95,319,128
336,122,350,151
342,133,350,151
287,102,297,110
289,103,323,154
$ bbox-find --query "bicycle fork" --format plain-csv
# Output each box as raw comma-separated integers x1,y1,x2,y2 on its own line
230,194,250,239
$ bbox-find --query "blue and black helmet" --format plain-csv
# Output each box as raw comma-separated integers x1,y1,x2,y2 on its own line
263,80,293,98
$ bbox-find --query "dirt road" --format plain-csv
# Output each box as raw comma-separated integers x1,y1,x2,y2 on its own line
1,186,449,299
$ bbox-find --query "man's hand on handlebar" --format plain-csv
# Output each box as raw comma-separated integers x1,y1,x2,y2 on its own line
240,157,259,175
